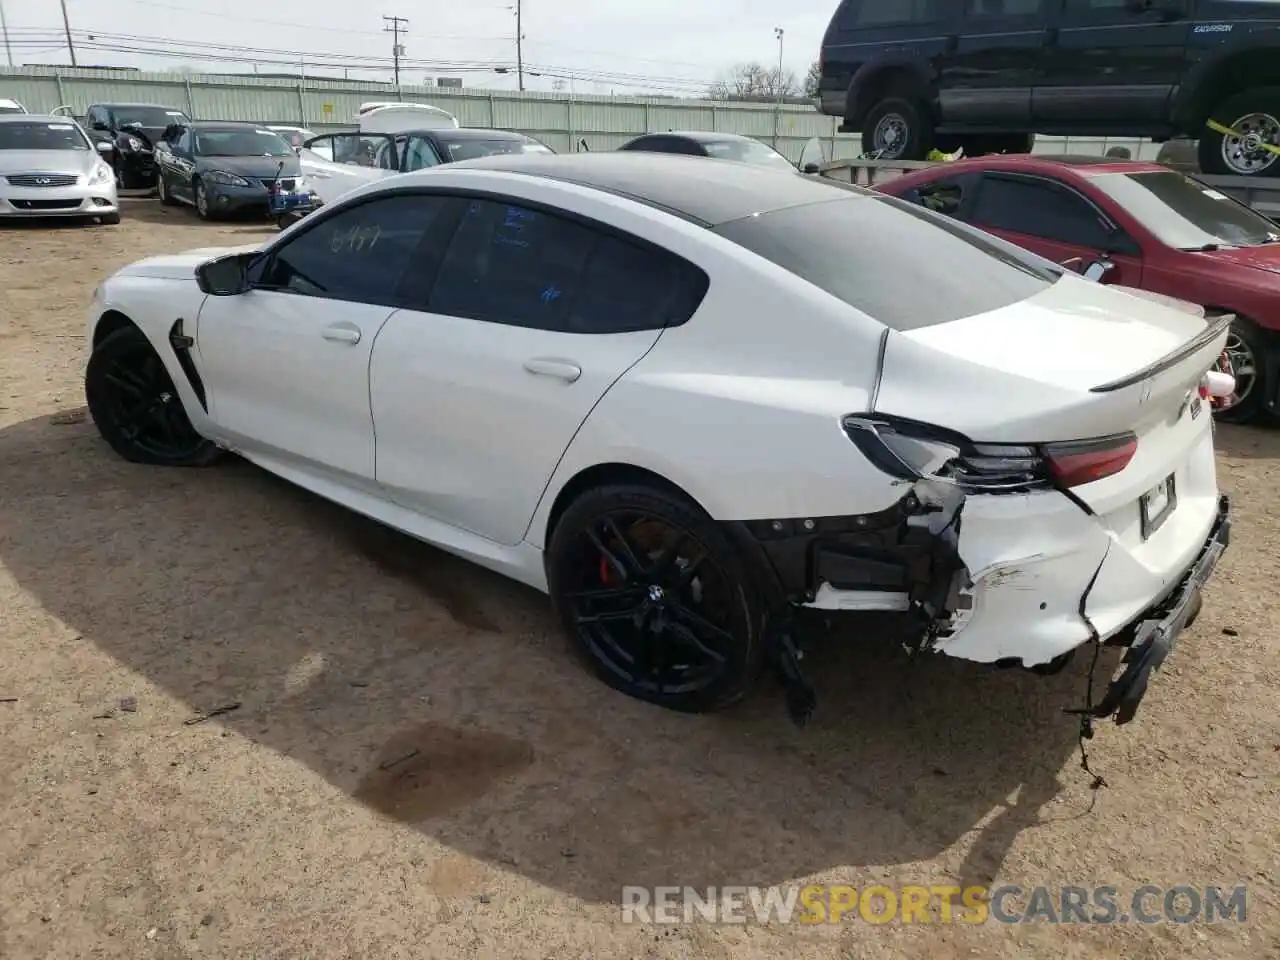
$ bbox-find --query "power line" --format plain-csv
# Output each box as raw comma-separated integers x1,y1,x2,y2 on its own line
382,15,408,87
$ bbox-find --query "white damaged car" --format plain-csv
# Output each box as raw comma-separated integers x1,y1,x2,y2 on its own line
82,153,1231,725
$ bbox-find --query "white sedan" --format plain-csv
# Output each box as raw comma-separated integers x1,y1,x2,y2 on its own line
83,153,1231,726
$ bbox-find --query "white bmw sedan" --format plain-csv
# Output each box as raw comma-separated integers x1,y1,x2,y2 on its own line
84,153,1230,726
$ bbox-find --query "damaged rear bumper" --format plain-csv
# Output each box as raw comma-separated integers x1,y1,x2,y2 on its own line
1086,494,1230,724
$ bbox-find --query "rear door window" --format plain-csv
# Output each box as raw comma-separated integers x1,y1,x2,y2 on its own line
714,194,1060,330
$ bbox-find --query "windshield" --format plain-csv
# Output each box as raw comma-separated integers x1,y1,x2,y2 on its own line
700,137,796,170
714,193,1060,331
441,137,554,161
1089,170,1280,249
195,129,294,157
0,121,90,151
113,106,189,128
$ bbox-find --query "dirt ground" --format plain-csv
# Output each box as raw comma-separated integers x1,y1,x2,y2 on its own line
0,198,1277,960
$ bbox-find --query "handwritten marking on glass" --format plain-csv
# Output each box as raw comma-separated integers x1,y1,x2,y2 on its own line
540,285,561,304
329,224,382,254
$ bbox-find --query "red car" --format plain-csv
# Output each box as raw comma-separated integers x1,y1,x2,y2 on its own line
874,155,1280,424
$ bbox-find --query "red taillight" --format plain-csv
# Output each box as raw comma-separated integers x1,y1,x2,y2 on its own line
1043,434,1137,488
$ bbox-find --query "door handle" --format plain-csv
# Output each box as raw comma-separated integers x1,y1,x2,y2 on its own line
944,34,958,54
1044,26,1059,43
322,324,361,344
523,357,582,382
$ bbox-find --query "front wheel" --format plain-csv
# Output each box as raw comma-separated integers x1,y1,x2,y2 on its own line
860,97,933,161
546,483,768,713
1199,88,1280,177
157,172,177,206
85,324,221,466
193,178,213,220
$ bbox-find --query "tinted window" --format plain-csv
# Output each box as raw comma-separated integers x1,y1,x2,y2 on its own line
967,0,1042,13
1064,0,1127,8
0,121,89,151
427,199,706,333
622,136,698,155
714,194,1059,331
971,175,1113,248
113,106,188,128
259,195,451,305
194,129,293,157
842,0,938,26
1089,170,1280,249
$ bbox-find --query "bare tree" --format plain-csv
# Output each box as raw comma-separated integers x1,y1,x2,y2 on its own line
708,62,798,101
803,60,821,99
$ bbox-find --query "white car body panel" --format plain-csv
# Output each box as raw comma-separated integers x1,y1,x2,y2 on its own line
297,148,390,206
87,162,1228,676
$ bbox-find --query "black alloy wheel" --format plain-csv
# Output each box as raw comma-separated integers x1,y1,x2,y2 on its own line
85,325,221,466
548,484,767,713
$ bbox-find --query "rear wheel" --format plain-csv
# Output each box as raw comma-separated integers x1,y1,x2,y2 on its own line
1214,318,1271,425
85,324,221,466
547,483,768,713
861,97,933,161
1199,88,1280,177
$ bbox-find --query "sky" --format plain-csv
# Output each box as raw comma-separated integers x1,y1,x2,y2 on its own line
1,0,834,96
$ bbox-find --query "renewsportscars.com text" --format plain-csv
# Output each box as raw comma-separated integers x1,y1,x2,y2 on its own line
620,884,1248,925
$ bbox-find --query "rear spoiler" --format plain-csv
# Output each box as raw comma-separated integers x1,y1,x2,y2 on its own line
1089,313,1233,393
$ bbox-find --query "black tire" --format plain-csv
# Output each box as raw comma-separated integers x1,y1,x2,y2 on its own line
193,177,213,220
1215,317,1274,425
98,212,121,225
547,483,769,713
157,172,177,206
861,96,933,161
85,324,221,467
1198,87,1280,177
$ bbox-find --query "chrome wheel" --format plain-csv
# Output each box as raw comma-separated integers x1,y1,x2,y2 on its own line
872,113,909,159
195,180,209,218
1220,112,1280,175
1216,333,1257,412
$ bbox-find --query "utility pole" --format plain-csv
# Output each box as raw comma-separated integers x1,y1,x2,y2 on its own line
772,27,785,148
60,0,77,66
516,0,524,91
383,15,408,88
0,0,12,68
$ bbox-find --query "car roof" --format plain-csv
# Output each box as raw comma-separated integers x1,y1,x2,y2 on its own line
880,153,1170,191
423,151,868,226
92,102,185,110
190,121,272,131
0,113,76,124
657,131,759,144
428,128,532,140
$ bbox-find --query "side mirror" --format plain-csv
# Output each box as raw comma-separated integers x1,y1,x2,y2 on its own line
195,253,253,296
95,141,113,154
802,162,821,175
1083,259,1116,283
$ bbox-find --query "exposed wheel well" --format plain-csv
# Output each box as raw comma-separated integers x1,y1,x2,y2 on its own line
1182,51,1280,133
851,66,928,128
541,462,706,549
92,309,138,348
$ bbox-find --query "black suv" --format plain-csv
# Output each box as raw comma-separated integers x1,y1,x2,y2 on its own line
818,0,1280,177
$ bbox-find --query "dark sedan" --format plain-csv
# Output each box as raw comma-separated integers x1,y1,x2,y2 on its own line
617,131,808,172
155,123,307,220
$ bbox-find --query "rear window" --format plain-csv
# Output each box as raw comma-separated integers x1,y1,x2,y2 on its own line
713,194,1060,331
